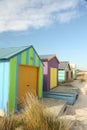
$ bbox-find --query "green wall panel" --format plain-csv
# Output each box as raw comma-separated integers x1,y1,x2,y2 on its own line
35,55,39,66
38,66,43,98
8,57,17,113
29,48,33,65
21,51,26,64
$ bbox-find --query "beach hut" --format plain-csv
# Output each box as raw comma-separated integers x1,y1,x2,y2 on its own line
58,61,71,82
40,55,59,91
0,46,43,113
70,63,77,80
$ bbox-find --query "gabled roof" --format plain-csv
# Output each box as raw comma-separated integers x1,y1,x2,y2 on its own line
59,61,71,70
70,63,76,69
0,46,32,60
39,54,59,63
0,45,44,65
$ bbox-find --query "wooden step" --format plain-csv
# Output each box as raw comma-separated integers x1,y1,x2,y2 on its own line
43,92,77,105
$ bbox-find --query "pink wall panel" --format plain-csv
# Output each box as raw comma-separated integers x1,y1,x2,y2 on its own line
43,62,48,74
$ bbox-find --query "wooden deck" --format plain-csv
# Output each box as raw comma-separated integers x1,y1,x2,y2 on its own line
51,86,79,95
43,86,79,105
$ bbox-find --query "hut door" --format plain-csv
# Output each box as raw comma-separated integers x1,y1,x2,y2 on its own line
18,65,38,105
66,72,69,80
50,68,57,89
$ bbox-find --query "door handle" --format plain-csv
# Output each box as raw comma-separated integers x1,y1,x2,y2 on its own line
26,85,30,87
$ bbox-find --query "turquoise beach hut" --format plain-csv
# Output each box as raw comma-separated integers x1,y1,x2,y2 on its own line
58,61,71,82
0,45,43,113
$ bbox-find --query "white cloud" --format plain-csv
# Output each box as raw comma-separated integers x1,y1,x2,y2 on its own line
57,10,79,23
0,0,86,32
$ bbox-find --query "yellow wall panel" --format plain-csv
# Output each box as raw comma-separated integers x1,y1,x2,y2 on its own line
50,68,57,89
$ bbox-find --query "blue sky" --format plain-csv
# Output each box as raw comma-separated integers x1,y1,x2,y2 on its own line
0,0,87,70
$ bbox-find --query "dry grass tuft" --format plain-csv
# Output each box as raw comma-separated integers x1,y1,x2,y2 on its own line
0,115,23,130
21,93,72,130
0,93,73,130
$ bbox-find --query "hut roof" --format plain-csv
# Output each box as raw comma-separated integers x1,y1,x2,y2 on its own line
70,63,76,69
59,61,71,70
0,45,44,67
39,54,59,63
0,46,32,60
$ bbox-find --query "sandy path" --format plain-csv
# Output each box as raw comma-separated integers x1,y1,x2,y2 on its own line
70,80,87,130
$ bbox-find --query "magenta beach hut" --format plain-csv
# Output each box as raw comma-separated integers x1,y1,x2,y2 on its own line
40,54,59,91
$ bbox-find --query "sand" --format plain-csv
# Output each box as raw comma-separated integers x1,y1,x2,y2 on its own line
63,79,87,130
40,98,67,117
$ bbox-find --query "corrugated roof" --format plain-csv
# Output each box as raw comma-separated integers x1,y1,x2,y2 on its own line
40,54,59,63
39,54,56,60
0,46,32,59
59,61,70,70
